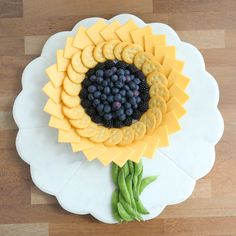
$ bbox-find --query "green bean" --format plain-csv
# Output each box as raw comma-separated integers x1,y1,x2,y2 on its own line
118,168,131,204
119,192,142,221
139,176,158,194
128,161,134,174
111,189,123,222
117,202,133,222
133,175,138,200
112,163,119,186
135,198,150,215
123,162,129,178
134,169,143,199
134,160,143,176
126,174,137,210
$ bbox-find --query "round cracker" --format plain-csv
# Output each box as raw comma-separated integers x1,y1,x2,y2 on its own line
149,107,162,126
81,45,97,69
121,44,143,64
90,126,110,143
72,51,88,73
114,42,130,61
62,105,84,119
119,127,134,146
103,40,121,60
149,95,167,115
63,76,81,96
61,90,80,108
142,60,163,76
150,82,169,101
76,123,99,138
131,121,146,141
140,111,156,134
146,71,168,87
67,64,85,84
134,51,154,69
69,113,91,129
93,42,106,62
105,128,123,146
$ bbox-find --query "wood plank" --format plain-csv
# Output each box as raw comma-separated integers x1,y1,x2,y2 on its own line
0,18,24,37
31,185,56,205
0,37,24,56
0,112,17,130
225,30,236,48
23,0,153,17
190,179,211,199
0,0,23,18
0,223,48,236
177,30,225,49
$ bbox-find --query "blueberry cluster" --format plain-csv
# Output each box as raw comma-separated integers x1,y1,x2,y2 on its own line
79,60,149,128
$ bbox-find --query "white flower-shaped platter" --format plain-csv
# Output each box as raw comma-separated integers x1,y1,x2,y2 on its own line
13,14,224,223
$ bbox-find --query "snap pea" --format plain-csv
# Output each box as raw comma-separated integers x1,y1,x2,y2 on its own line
139,176,158,194
134,169,143,199
111,189,123,222
133,175,138,200
117,202,133,222
136,198,150,215
123,162,129,178
119,192,142,221
126,174,137,210
112,163,119,186
128,161,134,174
118,168,131,204
134,160,143,176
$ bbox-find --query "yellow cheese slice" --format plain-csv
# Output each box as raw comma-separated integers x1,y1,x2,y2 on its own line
143,133,160,159
49,116,71,131
162,57,184,76
113,146,134,167
144,34,166,53
58,129,81,143
130,26,152,49
129,141,147,163
168,70,190,89
64,37,79,59
73,26,94,49
44,99,64,119
46,64,65,88
56,50,70,72
169,84,189,104
155,46,176,63
156,125,169,147
167,97,186,119
100,20,121,41
98,146,122,166
83,143,107,161
115,20,138,43
71,138,94,152
86,20,107,45
161,111,181,134
42,82,61,104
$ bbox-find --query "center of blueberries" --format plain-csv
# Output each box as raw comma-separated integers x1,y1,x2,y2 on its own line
79,60,150,128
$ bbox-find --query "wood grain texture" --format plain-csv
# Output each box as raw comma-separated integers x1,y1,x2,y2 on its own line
0,0,235,235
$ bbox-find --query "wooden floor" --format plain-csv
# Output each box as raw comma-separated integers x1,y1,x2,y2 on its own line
0,0,235,235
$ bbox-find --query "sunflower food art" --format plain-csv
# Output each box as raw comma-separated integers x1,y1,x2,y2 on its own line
43,19,189,222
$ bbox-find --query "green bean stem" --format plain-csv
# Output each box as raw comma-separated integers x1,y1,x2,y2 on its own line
117,202,133,222
118,168,131,204
139,176,158,195
111,189,123,222
112,163,119,186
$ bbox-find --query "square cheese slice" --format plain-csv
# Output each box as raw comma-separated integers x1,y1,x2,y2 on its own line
56,50,70,72
44,99,64,119
144,34,166,53
162,57,184,76
161,111,181,134
71,139,94,152
169,84,189,104
98,146,122,166
83,143,107,161
167,97,186,119
113,146,134,167
130,26,152,49
100,21,121,41
64,37,79,59
42,82,61,104
46,64,65,88
168,69,190,89
73,26,94,49
49,116,71,131
116,20,138,42
58,129,81,143
155,46,176,63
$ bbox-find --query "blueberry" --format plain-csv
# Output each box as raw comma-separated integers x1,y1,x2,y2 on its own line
93,99,100,106
133,90,140,97
125,75,131,82
102,80,108,87
96,69,104,77
116,108,124,116
126,108,133,116
104,113,113,121
129,97,136,105
94,91,101,98
117,68,125,75
89,75,96,82
104,105,111,113
111,74,118,82
88,85,96,93
81,99,91,108
125,102,131,109
103,101,109,105
99,111,105,116
114,94,122,101
101,94,107,100
129,82,136,90
120,90,126,97
96,77,103,84
82,79,91,87
119,114,126,121
111,66,117,74
86,69,95,77
133,103,138,109
112,87,119,94
104,87,111,95
119,75,126,82
86,107,96,116
107,95,114,103
115,81,123,88
130,74,135,80
97,85,104,91
124,69,130,75
124,85,130,91
88,94,94,101
121,97,126,104
136,97,141,103
97,104,104,112
134,78,140,84
112,102,121,110
109,81,114,87
105,69,111,77
127,90,134,97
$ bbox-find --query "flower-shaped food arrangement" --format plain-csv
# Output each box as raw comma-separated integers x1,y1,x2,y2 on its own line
13,14,224,224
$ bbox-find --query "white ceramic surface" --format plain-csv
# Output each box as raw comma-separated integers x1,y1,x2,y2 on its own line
13,14,224,223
